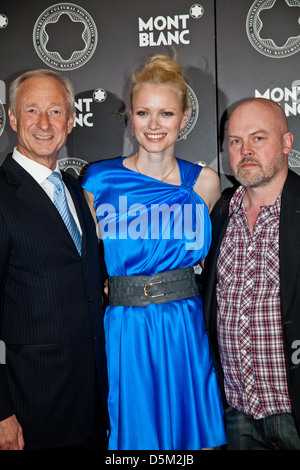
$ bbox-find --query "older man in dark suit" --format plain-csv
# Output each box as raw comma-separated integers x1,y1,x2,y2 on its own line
0,70,108,450
203,98,300,450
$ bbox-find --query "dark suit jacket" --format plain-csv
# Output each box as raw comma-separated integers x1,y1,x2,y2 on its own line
0,154,109,449
203,169,300,435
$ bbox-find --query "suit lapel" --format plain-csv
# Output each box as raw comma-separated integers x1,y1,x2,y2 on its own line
3,154,81,252
209,193,233,272
203,195,231,331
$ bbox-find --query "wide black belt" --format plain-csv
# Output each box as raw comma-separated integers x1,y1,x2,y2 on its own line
109,267,200,306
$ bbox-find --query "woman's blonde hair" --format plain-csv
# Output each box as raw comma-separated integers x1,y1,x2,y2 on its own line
130,54,189,112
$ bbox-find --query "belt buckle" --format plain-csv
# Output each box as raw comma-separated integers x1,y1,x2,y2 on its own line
144,281,165,299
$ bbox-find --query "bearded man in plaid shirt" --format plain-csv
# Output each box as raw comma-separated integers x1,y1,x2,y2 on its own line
203,97,300,450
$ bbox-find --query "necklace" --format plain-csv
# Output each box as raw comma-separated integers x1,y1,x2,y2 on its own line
133,153,177,182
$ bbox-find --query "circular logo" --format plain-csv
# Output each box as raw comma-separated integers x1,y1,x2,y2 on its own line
178,84,199,141
288,149,300,168
246,0,300,58
33,3,98,71
190,4,204,19
58,157,88,176
93,88,107,103
0,14,8,28
0,101,6,137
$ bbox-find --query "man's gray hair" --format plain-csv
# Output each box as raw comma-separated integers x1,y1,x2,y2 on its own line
9,69,75,118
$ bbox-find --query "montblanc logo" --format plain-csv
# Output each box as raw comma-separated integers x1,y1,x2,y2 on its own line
0,14,8,28
33,3,98,71
138,4,205,47
255,82,300,116
58,157,88,176
246,0,300,58
179,84,199,141
255,81,300,169
74,89,107,128
58,88,107,176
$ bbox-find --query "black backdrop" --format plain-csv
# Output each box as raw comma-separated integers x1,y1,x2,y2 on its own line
0,0,299,189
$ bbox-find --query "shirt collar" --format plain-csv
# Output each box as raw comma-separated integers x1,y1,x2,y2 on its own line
229,184,282,217
229,185,246,216
12,147,61,184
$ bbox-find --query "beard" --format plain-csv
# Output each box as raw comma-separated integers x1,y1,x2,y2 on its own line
234,155,285,188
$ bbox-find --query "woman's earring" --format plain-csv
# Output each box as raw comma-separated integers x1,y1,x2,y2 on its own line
182,128,187,140
131,125,135,139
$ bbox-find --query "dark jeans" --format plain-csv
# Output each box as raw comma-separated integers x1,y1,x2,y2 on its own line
225,406,300,450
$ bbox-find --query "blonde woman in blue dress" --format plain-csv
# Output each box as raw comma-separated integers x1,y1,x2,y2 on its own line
82,54,226,450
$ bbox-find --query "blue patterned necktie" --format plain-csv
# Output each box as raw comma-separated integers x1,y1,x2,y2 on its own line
47,171,82,255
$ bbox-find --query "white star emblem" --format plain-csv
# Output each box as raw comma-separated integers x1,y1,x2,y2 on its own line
0,14,8,28
190,4,204,19
93,88,107,103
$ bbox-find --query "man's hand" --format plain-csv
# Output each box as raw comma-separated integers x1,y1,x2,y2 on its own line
0,414,24,450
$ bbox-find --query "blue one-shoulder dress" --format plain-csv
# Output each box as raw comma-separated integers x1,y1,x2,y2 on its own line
82,156,226,450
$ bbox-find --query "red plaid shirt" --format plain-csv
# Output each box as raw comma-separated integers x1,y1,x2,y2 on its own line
216,186,291,418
